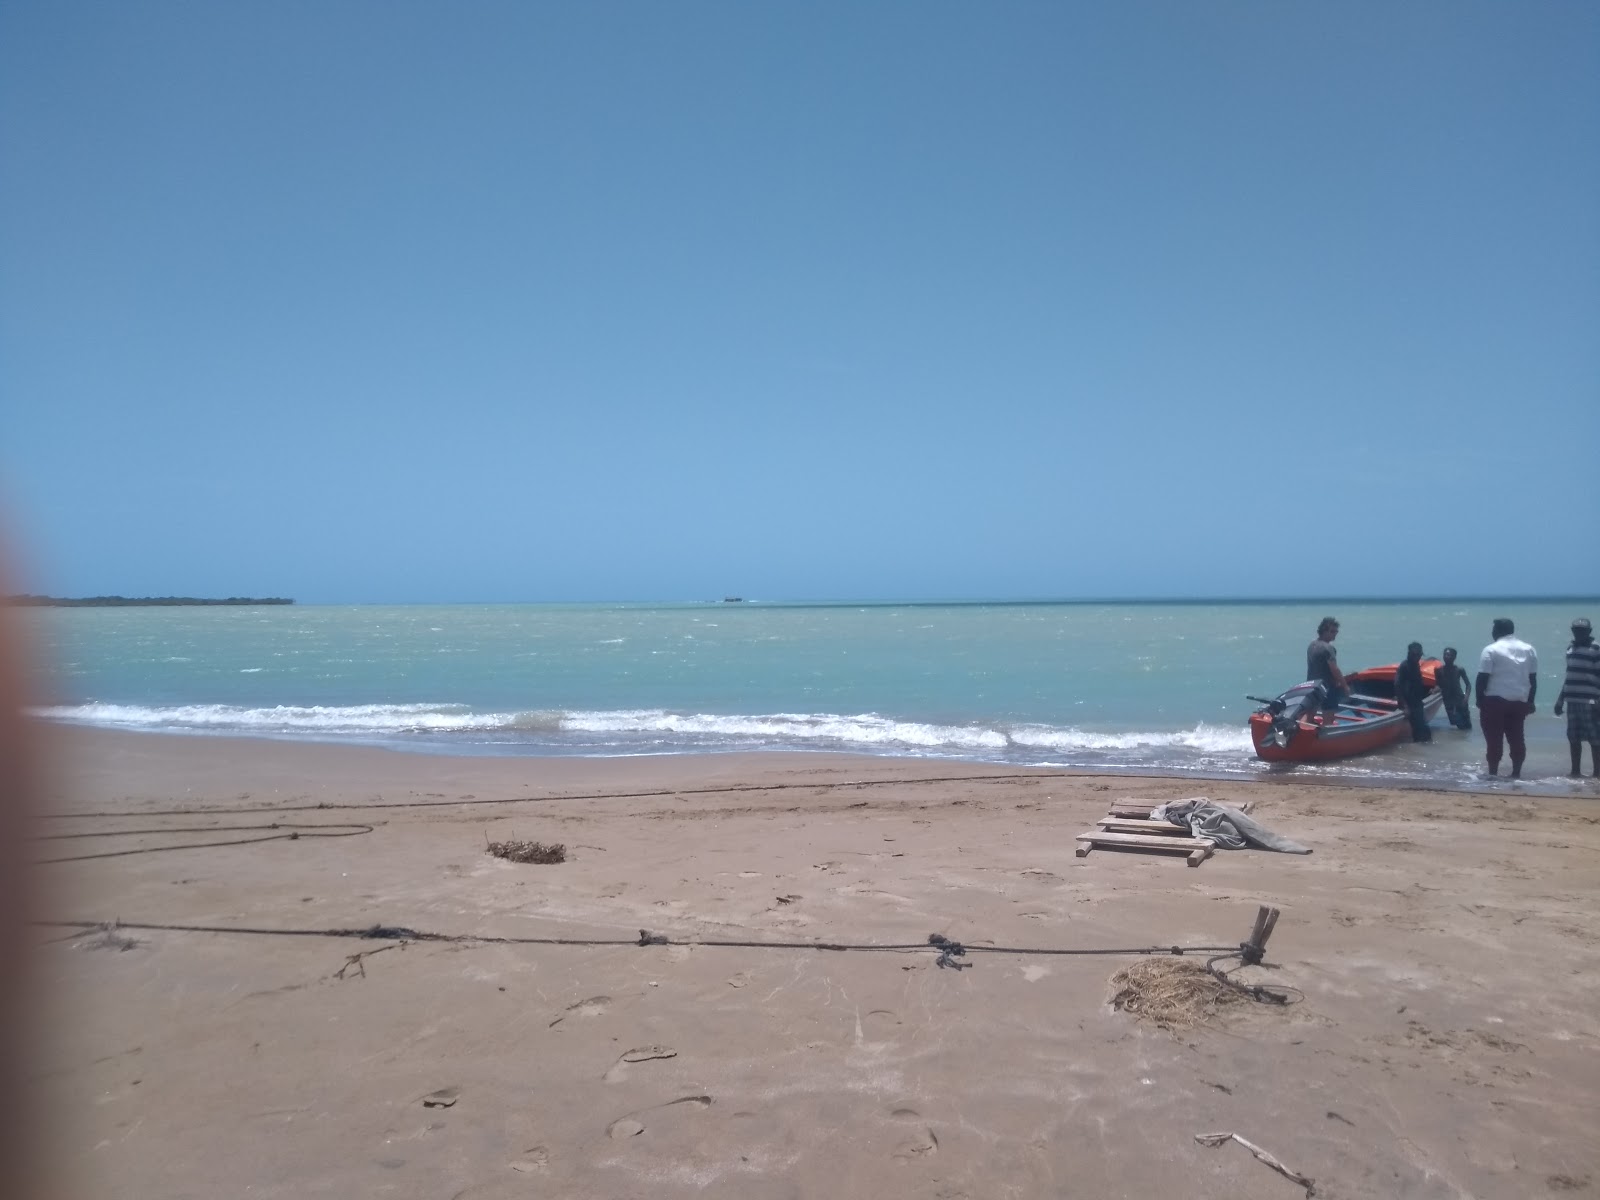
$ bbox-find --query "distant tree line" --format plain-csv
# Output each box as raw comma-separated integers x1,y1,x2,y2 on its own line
3,595,295,607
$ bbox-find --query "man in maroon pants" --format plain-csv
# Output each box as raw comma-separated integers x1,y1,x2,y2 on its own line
1475,617,1538,779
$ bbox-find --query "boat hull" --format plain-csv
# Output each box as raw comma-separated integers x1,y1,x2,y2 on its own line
1249,660,1444,763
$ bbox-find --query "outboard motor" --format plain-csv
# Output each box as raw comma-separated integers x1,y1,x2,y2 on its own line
1249,683,1329,748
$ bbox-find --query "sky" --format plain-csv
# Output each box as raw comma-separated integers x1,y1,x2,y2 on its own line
1,2,1596,604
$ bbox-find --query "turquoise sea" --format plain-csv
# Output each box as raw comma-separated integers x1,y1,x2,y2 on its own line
24,599,1599,794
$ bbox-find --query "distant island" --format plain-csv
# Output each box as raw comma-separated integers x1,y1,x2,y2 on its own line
5,595,295,607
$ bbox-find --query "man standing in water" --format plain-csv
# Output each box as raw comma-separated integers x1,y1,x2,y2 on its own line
1553,617,1600,778
1395,642,1433,742
1307,617,1349,712
1476,618,1537,779
1436,647,1472,730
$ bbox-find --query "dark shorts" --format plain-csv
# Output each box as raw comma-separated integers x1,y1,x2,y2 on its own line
1568,700,1600,742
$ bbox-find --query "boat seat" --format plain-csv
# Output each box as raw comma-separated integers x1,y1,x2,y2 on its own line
1342,695,1395,714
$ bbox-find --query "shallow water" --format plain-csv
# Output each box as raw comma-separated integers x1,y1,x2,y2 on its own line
23,598,1599,794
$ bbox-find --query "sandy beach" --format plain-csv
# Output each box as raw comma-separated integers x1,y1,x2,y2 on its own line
29,728,1600,1199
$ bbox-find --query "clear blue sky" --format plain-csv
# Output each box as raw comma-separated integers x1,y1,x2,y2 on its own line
2,2,1596,603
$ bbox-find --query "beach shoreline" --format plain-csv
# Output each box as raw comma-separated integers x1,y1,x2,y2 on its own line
32,726,1600,1198
37,719,1600,801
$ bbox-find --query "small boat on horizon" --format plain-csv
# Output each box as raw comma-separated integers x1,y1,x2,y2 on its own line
1248,660,1443,763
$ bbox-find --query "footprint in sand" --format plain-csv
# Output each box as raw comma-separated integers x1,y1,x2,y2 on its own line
508,1146,549,1172
549,996,611,1028
606,1095,711,1139
603,1045,677,1082
856,1009,900,1046
888,1107,939,1160
893,1129,940,1159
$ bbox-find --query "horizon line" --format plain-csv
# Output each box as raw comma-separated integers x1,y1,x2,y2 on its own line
221,593,1599,608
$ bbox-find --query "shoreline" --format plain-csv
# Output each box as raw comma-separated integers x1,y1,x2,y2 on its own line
31,726,1600,1197
35,720,1600,801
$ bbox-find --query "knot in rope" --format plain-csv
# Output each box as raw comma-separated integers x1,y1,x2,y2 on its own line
927,933,969,969
357,925,422,940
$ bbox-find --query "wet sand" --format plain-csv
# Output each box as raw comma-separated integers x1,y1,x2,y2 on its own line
31,728,1600,1198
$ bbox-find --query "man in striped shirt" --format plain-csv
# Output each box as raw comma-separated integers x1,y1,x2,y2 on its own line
1553,617,1600,778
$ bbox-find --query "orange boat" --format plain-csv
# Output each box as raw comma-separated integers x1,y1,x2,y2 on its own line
1248,660,1443,762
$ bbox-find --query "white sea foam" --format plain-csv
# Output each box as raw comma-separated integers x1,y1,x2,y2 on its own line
562,709,1010,749
34,702,1251,758
1005,721,1253,754
35,702,496,733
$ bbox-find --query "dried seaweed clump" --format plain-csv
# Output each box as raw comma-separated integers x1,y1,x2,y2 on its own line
1108,957,1245,1031
75,923,142,952
487,839,566,864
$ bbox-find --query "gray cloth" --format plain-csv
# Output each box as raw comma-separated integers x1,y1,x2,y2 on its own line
1150,799,1312,854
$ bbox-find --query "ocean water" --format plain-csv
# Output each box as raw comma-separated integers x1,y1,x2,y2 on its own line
23,599,1599,794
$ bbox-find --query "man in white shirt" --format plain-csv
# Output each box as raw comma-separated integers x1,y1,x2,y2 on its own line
1475,617,1538,778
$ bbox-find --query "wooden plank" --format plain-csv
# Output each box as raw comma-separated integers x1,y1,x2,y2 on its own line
1107,803,1158,818
1076,831,1216,851
1075,830,1214,867
1096,817,1194,836
1109,798,1255,816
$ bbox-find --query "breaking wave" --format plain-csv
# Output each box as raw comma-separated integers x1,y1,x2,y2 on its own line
34,701,1251,759
33,701,553,734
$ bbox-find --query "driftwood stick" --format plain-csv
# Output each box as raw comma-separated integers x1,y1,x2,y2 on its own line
1260,907,1281,949
334,943,400,980
1194,1131,1314,1196
1249,906,1271,945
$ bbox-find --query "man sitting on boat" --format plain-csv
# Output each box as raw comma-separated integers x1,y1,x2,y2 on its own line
1306,617,1349,713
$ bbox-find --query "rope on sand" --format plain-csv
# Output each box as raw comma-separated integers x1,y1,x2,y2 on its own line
37,770,1084,818
30,823,375,863
34,917,1241,967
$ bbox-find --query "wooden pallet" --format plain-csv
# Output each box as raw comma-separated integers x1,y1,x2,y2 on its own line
1079,798,1230,867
